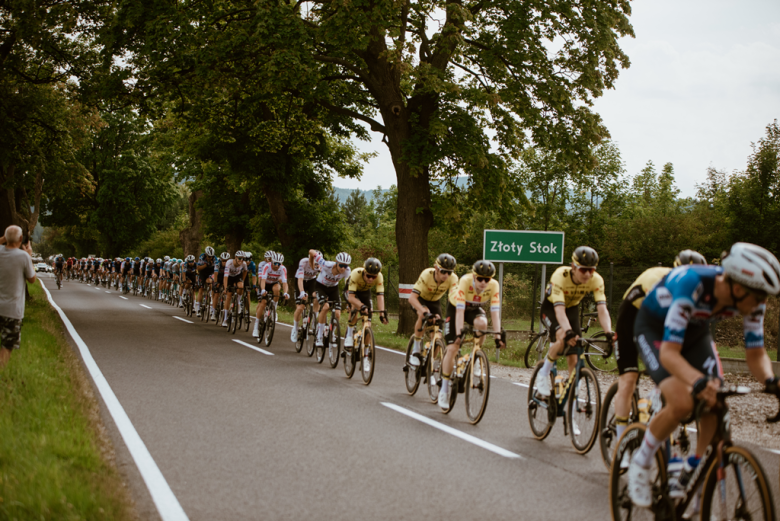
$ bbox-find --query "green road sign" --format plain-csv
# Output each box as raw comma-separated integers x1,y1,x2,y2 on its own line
483,230,565,264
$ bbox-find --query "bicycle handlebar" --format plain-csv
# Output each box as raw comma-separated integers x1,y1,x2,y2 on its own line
694,385,780,423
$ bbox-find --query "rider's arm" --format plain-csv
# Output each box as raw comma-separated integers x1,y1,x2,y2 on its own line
377,293,386,312
596,302,613,334
554,305,574,336
409,293,425,314
297,277,304,293
746,348,775,383
455,308,465,338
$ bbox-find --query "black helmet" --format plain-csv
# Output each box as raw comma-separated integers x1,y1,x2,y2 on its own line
572,246,599,268
472,260,496,278
435,253,456,271
363,257,382,275
674,249,706,267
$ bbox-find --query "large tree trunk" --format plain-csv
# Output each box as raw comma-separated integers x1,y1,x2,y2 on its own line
263,185,295,252
224,231,244,257
0,165,29,234
179,189,204,256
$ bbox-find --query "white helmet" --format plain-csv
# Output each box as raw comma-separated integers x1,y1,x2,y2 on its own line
185,255,195,262
336,252,352,265
271,251,284,264
264,250,273,259
205,246,215,257
235,250,245,259
220,252,231,261
156,258,162,263
164,255,170,262
722,242,780,296
245,251,252,259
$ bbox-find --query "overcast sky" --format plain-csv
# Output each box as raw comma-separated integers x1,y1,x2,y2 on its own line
338,0,780,197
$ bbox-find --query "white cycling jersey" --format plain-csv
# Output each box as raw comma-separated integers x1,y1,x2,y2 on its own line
314,253,350,287
295,257,318,280
260,263,287,284
224,259,247,277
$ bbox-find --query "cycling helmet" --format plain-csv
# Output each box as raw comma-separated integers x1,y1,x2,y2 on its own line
205,246,215,257
572,246,599,268
472,260,496,278
271,251,284,264
220,252,230,261
185,255,195,262
155,258,161,263
235,250,245,259
135,257,140,261
264,250,273,259
335,252,352,265
245,251,252,259
722,243,780,296
435,253,457,271
674,250,706,267
164,255,170,262
363,257,382,275
125,257,131,262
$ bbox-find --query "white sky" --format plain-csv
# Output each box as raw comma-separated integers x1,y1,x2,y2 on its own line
339,0,780,197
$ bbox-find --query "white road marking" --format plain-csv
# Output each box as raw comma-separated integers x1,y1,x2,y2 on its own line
39,281,189,521
94,286,101,290
376,345,403,355
106,291,111,293
140,304,152,309
119,296,129,300
381,402,522,459
232,339,274,356
173,316,193,324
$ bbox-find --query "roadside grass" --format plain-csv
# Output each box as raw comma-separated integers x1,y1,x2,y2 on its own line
0,282,135,520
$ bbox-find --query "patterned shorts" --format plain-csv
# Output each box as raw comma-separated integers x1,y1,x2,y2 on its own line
0,316,22,350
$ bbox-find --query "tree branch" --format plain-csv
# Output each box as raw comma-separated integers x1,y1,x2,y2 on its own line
313,54,369,81
318,101,386,133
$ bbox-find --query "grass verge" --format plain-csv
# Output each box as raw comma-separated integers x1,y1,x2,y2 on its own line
0,282,136,520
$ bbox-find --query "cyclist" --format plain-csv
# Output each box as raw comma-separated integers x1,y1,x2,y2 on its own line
253,252,290,337
256,251,273,300
54,254,65,284
180,255,198,307
533,246,615,399
195,246,216,317
245,252,257,301
612,250,706,445
221,251,247,327
291,250,320,342
408,253,459,367
66,256,73,280
311,250,351,348
131,257,142,291
627,242,780,507
438,260,505,411
344,258,389,368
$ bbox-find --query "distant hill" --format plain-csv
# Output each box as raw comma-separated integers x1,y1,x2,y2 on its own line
333,177,468,203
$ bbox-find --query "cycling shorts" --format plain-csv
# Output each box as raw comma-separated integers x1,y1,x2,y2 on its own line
615,299,639,375
226,274,243,287
539,299,581,338
315,282,341,310
634,307,723,385
416,297,442,320
443,302,486,344
296,278,317,304
184,272,197,285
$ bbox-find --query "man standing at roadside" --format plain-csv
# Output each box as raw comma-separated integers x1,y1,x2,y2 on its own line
0,225,37,369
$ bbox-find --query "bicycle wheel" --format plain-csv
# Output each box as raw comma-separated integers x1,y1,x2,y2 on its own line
264,306,276,347
524,331,549,368
316,323,326,364
609,423,667,521
583,332,616,373
328,318,341,369
360,328,374,385
599,383,639,470
294,314,305,353
427,338,444,403
527,362,556,440
567,367,601,454
465,349,490,424
700,445,775,521
343,334,356,379
230,299,238,334
404,336,421,395
243,295,251,332
306,319,317,357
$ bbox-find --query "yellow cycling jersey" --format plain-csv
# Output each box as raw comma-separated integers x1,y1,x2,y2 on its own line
347,268,385,294
411,268,458,302
449,273,501,311
623,266,671,309
546,266,607,307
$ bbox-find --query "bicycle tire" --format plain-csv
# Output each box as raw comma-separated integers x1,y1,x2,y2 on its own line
231,298,238,334
316,323,326,364
427,338,444,403
583,332,616,373
465,349,490,424
609,423,667,521
567,366,601,454
527,362,556,440
264,305,276,347
599,382,639,470
306,318,317,357
328,317,341,369
524,331,549,368
295,313,305,353
404,336,421,395
243,294,251,332
343,335,356,379
359,327,374,385
700,445,775,521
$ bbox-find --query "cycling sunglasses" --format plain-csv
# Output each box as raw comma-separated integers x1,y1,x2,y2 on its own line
475,276,491,283
747,287,768,303
338,263,349,268
272,262,281,267
365,273,377,280
576,266,596,274
438,269,453,275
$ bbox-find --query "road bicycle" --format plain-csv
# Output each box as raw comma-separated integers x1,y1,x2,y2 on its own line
609,385,780,521
315,299,341,366
256,293,282,347
240,285,251,332
441,324,504,424
56,271,62,290
224,285,244,334
198,281,212,322
182,283,194,317
403,313,445,402
343,309,384,384
598,372,693,471
295,297,316,354
527,340,601,454
524,305,550,368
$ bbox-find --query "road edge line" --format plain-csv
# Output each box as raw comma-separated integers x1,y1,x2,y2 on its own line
39,280,189,521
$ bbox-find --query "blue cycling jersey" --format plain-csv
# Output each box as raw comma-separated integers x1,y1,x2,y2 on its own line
641,265,765,349
247,261,257,276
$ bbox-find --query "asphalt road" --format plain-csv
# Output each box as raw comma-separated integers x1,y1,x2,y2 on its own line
42,276,780,520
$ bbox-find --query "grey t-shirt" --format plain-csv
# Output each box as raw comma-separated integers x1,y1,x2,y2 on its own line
0,245,35,320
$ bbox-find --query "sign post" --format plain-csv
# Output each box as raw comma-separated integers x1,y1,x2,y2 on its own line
483,229,565,335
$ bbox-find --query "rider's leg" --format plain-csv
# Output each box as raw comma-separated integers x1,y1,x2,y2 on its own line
614,371,639,440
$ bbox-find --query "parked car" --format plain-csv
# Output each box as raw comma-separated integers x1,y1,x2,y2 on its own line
36,262,49,273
